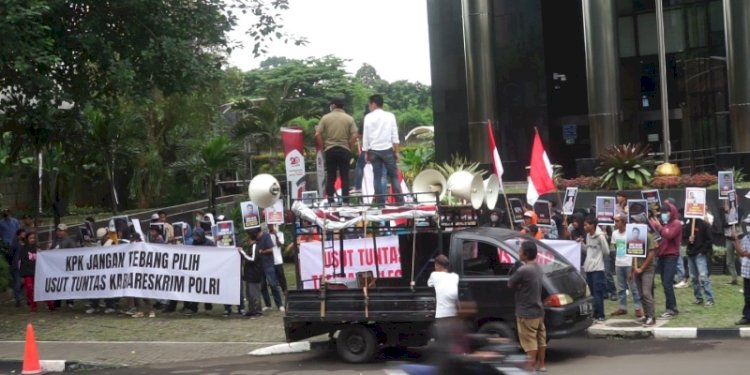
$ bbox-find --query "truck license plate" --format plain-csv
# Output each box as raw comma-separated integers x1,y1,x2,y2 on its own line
579,302,592,316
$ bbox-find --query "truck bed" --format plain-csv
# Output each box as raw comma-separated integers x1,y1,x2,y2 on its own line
284,287,436,343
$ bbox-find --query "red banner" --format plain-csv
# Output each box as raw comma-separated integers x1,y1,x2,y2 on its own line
281,127,304,156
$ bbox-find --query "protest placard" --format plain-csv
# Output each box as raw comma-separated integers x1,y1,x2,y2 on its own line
240,201,260,229
627,199,649,224
562,187,578,215
718,171,734,200
684,187,707,219
534,200,552,227
264,200,285,224
641,189,661,213
508,198,525,223
595,196,616,225
298,236,402,289
625,224,648,257
214,221,236,248
35,243,240,305
727,190,739,225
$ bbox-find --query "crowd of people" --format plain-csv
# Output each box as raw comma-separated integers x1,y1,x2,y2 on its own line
1,208,289,319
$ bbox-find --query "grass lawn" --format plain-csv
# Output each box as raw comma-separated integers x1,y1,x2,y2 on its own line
602,274,746,328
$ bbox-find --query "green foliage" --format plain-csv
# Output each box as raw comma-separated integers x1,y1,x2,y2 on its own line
597,144,655,190
398,146,436,184
434,154,481,178
731,167,746,183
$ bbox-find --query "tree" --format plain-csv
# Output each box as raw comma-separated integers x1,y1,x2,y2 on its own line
355,63,384,88
172,134,240,213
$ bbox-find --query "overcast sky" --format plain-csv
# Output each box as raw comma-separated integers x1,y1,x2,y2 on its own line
227,0,432,84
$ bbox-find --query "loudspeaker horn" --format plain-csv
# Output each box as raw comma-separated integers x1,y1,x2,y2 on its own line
248,173,281,208
412,169,447,203
484,175,501,210
447,171,485,209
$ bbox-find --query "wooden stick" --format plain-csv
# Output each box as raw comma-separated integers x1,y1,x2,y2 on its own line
691,218,696,238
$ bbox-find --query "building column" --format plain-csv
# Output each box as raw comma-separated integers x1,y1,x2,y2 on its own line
582,0,620,157
461,0,496,163
723,0,750,151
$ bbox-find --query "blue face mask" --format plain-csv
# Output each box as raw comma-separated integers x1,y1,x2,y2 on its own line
660,213,670,223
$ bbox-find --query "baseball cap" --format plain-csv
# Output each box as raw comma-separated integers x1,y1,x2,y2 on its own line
56,223,68,231
524,212,534,218
151,213,159,220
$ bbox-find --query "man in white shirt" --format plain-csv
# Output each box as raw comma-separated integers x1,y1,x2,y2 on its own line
610,214,642,317
427,255,459,319
362,94,403,204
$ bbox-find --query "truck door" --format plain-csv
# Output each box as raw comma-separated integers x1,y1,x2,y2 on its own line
454,237,519,325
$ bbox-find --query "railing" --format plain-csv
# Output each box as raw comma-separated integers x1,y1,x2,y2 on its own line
649,146,731,175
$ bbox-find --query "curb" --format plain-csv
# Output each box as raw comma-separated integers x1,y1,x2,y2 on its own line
588,325,750,339
0,360,107,373
249,340,330,356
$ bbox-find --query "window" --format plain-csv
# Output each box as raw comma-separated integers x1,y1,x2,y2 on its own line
460,240,517,276
619,17,637,58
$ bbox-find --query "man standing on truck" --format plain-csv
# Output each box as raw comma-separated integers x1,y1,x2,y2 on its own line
362,94,403,205
316,96,358,204
508,241,546,373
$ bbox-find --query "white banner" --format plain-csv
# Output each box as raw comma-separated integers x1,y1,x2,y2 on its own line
299,235,402,289
541,240,582,272
285,149,306,200
35,243,240,305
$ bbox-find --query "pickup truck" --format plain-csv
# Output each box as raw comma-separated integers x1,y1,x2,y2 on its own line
284,225,593,363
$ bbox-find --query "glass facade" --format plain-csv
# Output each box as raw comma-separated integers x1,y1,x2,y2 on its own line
427,0,735,178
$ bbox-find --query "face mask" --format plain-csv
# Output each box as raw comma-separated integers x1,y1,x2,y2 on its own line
660,213,670,223
490,215,498,222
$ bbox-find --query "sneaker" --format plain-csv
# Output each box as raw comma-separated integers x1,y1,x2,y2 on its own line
704,301,714,307
148,311,156,318
66,302,75,308
635,309,642,318
610,309,627,316
658,311,676,320
279,306,286,313
636,316,647,323
674,280,688,289
85,307,97,314
735,317,750,325
262,306,271,312
691,300,704,305
132,312,144,318
594,317,605,323
643,317,656,326
104,308,116,314
123,307,138,315
223,310,230,317
182,309,195,316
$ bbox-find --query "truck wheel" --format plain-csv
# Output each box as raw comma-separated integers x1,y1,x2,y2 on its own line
478,321,515,340
336,325,378,363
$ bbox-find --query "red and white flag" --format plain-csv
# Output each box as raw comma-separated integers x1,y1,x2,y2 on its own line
526,129,555,205
486,121,505,192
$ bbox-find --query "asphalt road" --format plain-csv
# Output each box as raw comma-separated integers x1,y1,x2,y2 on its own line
55,337,749,375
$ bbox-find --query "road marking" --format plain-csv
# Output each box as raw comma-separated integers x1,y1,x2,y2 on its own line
654,327,697,339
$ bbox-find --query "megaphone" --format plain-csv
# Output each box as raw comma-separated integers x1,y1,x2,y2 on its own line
484,175,501,210
447,171,485,209
248,174,281,208
412,169,447,203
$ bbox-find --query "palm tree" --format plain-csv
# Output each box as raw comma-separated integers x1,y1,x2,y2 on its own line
233,83,320,158
172,134,239,213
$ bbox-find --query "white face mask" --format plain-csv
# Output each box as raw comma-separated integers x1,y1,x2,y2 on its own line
490,215,499,222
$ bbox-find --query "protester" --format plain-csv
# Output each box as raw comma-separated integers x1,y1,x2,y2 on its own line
0,208,20,250
685,215,715,307
428,255,458,321
9,228,27,307
610,213,642,317
316,96,358,204
158,211,175,242
49,223,76,308
508,241,546,372
148,226,165,244
362,94,402,205
615,191,628,216
550,201,565,238
649,202,682,319
21,214,35,234
86,228,117,314
254,228,284,311
182,228,215,316
238,233,263,319
723,205,740,285
268,225,288,296
629,213,658,326
731,223,750,325
18,232,55,312
352,104,386,196
582,215,608,322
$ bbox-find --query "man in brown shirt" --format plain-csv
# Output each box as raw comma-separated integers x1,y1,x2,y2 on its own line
315,97,357,203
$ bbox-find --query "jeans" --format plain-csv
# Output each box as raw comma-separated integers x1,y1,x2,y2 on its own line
325,147,352,202
687,254,714,303
586,271,606,319
369,149,402,204
675,247,687,281
245,282,262,315
604,251,616,296
726,238,738,282
263,264,284,308
635,267,656,319
354,152,387,193
744,278,750,319
615,266,641,310
275,264,288,292
11,267,23,306
657,256,679,313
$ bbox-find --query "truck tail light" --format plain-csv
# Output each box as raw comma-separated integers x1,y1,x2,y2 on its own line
544,294,574,307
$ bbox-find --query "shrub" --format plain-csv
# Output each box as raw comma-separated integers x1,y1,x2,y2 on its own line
597,144,655,190
682,173,717,187
649,176,683,189
558,176,603,190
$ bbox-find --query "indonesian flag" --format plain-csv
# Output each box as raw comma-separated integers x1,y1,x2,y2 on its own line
526,129,555,205
486,121,505,192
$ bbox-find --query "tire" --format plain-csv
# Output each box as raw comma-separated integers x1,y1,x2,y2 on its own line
336,325,378,363
478,321,515,340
